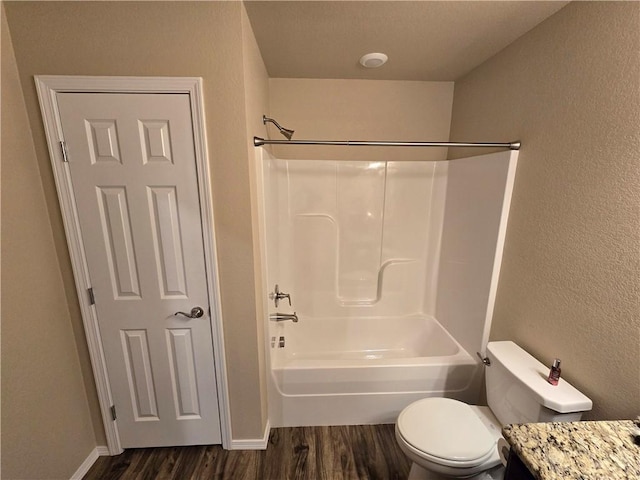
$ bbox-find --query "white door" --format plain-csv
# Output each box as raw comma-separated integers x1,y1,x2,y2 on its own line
56,93,222,448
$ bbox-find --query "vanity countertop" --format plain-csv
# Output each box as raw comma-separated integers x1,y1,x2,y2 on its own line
502,420,640,480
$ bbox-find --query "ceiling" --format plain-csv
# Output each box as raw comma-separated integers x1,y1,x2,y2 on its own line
244,1,569,81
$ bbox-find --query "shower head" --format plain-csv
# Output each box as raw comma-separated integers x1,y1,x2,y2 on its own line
262,115,295,140
279,127,295,141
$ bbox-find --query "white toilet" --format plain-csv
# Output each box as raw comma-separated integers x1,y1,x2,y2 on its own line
395,341,593,480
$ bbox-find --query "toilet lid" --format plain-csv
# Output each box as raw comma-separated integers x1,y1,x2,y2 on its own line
397,398,495,466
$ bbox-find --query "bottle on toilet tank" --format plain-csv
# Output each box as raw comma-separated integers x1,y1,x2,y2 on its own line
547,358,561,386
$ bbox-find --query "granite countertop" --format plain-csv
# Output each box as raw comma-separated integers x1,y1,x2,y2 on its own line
502,420,640,480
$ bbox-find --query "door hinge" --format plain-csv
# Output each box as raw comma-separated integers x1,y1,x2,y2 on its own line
88,287,95,305
110,405,117,421
60,141,69,162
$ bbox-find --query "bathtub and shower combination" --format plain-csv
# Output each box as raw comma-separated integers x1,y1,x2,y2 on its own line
254,130,519,427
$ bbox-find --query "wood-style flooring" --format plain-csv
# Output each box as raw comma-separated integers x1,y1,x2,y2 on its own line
84,425,410,480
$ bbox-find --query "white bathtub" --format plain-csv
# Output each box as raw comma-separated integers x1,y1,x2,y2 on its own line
268,314,481,427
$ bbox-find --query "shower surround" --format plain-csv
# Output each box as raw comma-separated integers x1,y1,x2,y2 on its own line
256,148,518,427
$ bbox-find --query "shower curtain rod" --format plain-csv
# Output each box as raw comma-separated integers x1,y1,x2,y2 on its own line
253,137,521,151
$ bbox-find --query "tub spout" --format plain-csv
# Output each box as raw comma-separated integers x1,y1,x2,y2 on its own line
269,312,299,323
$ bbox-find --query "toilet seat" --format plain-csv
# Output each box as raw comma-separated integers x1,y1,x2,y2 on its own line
396,397,496,468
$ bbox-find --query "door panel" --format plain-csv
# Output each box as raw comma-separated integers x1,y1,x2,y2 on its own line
148,186,188,297
97,186,141,298
121,329,159,420
56,93,221,447
166,328,201,418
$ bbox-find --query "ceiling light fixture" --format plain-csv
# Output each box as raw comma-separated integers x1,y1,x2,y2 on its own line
359,52,388,68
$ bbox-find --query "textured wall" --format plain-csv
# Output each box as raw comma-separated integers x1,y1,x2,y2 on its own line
1,5,97,478
449,2,640,419
241,2,271,434
268,78,454,161
4,1,266,442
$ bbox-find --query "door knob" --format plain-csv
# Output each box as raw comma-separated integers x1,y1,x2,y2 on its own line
174,307,204,318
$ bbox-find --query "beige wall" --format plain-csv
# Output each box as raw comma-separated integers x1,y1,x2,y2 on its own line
449,2,640,420
1,4,97,478
268,78,454,161
241,2,271,431
4,0,267,443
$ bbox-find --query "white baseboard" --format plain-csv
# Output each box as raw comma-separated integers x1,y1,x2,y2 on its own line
70,445,102,480
229,420,271,450
96,445,110,456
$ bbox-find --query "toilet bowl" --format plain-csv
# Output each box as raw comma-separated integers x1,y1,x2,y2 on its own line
395,341,593,480
395,398,504,479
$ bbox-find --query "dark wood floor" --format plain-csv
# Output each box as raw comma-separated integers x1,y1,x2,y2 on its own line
84,425,410,480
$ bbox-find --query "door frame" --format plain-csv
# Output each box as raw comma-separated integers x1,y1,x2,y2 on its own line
35,76,232,454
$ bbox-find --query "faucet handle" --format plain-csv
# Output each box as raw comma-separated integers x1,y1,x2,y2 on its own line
269,284,292,308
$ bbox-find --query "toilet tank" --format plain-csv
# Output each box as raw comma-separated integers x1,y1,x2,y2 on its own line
486,341,592,425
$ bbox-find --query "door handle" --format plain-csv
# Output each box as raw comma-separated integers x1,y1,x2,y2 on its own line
174,307,204,319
